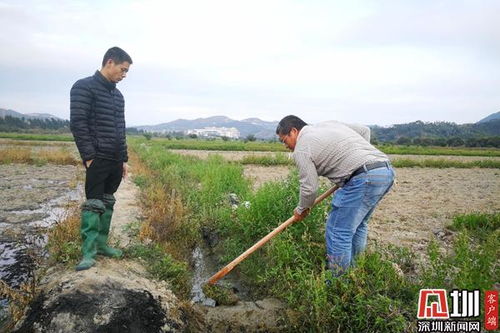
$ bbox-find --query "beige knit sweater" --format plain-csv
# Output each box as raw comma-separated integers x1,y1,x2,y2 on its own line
292,121,389,213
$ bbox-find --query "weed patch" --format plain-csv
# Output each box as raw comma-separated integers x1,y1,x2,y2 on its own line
422,213,499,291
46,205,81,265
125,244,191,298
240,153,293,166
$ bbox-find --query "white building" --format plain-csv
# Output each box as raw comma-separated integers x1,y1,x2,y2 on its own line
186,127,240,138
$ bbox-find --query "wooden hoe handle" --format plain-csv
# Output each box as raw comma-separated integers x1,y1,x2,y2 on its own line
208,186,338,285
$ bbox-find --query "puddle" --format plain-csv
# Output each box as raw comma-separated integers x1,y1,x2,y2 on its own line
190,243,251,307
0,241,34,287
10,186,81,229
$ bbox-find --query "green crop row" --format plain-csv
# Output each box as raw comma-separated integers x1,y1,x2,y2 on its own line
378,144,500,157
0,132,74,142
392,158,500,169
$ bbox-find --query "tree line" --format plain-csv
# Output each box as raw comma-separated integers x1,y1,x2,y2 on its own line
371,120,500,147
0,116,70,133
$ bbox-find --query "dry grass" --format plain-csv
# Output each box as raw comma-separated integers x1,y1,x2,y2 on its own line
128,149,195,260
0,276,40,330
0,148,31,162
46,205,81,265
0,147,79,165
138,184,186,244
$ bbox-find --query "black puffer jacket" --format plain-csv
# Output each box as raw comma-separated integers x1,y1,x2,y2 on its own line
70,71,128,163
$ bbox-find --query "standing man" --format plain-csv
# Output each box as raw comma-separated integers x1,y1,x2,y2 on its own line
70,47,132,271
276,115,395,277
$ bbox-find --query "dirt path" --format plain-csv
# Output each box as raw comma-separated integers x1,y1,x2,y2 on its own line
109,174,141,247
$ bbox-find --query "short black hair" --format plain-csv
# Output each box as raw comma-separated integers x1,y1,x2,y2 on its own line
102,47,133,67
276,115,308,135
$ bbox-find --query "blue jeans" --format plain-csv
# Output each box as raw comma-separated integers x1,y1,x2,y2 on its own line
326,164,395,276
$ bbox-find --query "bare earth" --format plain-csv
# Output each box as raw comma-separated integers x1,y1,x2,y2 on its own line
110,173,142,247
369,168,500,252
243,165,291,190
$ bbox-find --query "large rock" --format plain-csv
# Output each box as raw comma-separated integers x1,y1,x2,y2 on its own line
14,259,187,333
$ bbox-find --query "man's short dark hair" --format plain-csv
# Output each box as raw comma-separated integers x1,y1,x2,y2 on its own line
102,47,133,67
276,115,308,135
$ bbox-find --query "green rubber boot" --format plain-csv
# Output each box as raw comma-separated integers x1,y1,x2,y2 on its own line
75,199,104,271
96,194,123,258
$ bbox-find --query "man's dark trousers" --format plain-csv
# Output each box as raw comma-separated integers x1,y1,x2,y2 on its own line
85,158,123,200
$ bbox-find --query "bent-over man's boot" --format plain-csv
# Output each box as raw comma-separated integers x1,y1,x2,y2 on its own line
96,194,123,258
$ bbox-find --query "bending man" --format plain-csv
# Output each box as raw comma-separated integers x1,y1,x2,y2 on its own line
276,115,395,276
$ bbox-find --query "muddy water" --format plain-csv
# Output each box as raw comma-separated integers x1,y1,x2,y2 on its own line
0,164,83,324
190,242,287,331
191,244,251,307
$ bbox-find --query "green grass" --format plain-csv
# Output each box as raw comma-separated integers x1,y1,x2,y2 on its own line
448,213,500,242
125,244,191,298
378,144,500,157
0,132,74,142
240,153,292,166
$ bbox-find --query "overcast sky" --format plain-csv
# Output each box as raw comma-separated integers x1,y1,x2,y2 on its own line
0,0,499,126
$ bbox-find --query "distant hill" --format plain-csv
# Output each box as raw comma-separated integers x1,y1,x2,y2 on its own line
134,116,279,139
477,111,500,123
0,108,69,132
0,108,63,120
